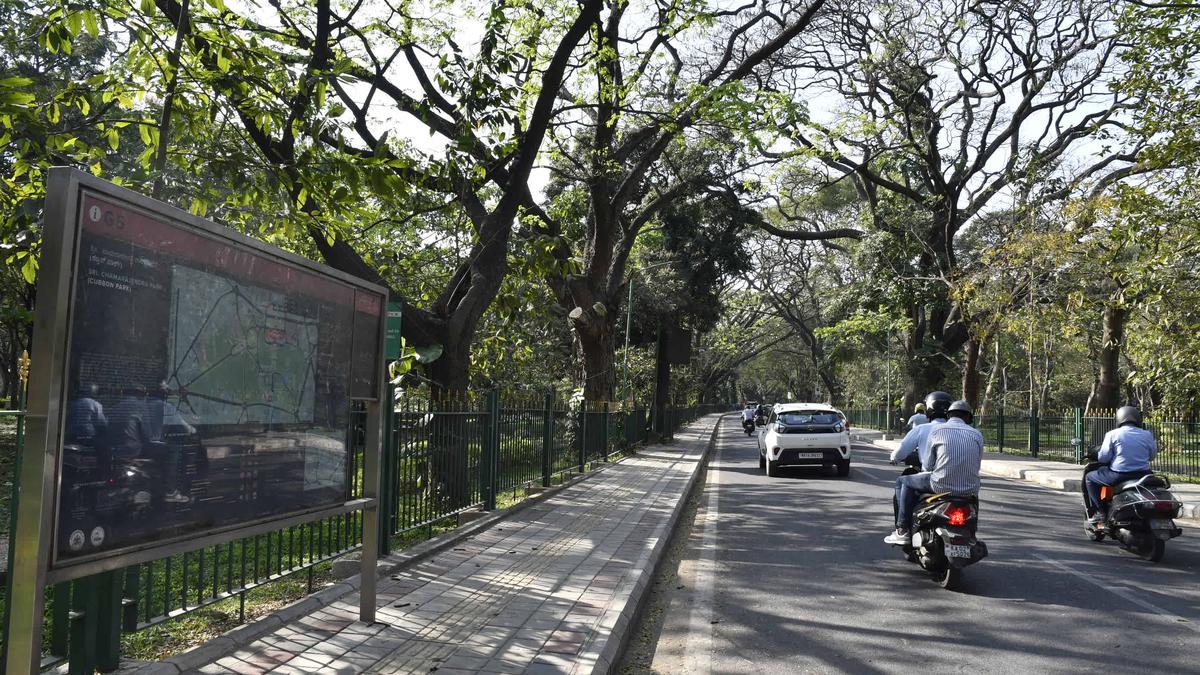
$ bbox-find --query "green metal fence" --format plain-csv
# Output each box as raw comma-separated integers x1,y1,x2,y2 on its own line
0,384,726,671
844,406,1200,480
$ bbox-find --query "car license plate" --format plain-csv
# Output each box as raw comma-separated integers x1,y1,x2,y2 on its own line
796,452,822,459
945,544,971,558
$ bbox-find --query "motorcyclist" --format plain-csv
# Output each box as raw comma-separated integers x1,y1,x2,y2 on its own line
886,399,983,544
906,403,928,429
742,405,757,424
1085,405,1158,525
889,392,952,469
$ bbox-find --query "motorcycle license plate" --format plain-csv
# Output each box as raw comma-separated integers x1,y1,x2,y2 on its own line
796,452,822,459
1150,519,1173,530
945,544,972,558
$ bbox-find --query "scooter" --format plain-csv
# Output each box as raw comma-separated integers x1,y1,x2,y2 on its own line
59,443,157,556
890,453,988,589
1075,439,1183,563
742,418,756,435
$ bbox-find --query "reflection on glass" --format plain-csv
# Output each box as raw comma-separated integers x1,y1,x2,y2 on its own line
56,193,377,562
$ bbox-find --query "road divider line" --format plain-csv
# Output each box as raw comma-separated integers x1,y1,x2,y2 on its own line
1032,553,1200,634
683,428,723,673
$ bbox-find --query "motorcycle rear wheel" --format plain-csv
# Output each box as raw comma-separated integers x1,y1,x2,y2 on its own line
1136,538,1166,563
1085,525,1104,542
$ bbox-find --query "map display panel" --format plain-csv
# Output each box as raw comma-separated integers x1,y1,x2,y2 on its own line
54,189,383,566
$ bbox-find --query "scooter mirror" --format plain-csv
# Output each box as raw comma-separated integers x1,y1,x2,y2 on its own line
1069,437,1082,447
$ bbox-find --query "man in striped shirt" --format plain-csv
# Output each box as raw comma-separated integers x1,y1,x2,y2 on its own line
886,400,984,544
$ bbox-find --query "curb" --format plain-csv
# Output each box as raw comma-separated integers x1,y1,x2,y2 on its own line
852,432,1200,523
579,414,726,675
128,419,725,675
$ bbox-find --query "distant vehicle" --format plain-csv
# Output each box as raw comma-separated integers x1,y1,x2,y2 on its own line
757,403,851,477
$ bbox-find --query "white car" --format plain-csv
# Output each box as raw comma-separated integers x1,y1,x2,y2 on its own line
757,403,852,477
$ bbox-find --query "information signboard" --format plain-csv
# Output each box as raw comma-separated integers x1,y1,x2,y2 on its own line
17,169,385,576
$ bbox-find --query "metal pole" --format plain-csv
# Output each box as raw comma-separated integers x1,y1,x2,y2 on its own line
359,398,382,624
541,391,554,487
622,277,633,404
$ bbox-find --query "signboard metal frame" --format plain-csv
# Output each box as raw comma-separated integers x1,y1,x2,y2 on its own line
6,168,387,674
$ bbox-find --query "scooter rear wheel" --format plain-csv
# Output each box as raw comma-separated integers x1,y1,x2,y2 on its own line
1136,538,1166,563
932,564,961,590
1085,525,1104,542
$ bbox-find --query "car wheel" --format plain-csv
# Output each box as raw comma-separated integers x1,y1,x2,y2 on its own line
766,458,779,477
759,453,766,470
835,460,850,477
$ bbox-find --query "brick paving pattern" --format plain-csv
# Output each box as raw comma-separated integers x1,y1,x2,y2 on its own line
158,415,719,675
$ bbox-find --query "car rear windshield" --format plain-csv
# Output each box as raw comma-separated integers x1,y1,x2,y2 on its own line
778,411,840,425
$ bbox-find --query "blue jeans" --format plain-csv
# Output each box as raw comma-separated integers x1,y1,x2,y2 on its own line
895,472,933,530
1085,466,1148,513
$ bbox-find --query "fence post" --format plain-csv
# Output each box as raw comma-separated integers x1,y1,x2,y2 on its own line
68,578,99,675
998,405,1006,453
578,403,587,473
483,389,499,511
541,391,553,487
95,570,123,672
1030,409,1040,458
601,401,610,461
1073,406,1084,464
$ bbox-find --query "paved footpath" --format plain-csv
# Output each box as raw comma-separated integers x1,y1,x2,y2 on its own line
135,414,722,675
853,428,1200,521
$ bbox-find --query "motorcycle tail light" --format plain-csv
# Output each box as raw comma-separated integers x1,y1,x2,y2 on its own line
945,504,972,526
1153,501,1177,511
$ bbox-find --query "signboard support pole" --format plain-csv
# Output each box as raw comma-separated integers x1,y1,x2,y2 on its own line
359,399,381,624
95,570,124,672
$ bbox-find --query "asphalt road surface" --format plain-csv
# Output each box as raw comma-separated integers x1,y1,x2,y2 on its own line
639,416,1200,674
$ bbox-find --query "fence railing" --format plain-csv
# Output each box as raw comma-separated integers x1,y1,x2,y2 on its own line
843,406,1200,481
0,388,727,671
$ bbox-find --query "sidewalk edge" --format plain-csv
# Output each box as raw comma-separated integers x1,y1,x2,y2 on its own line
583,414,727,675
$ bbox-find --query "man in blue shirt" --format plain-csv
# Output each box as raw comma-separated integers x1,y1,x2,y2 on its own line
885,391,952,544
1086,405,1158,524
906,403,928,430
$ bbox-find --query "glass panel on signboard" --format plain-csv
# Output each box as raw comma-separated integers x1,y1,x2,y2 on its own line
57,192,367,563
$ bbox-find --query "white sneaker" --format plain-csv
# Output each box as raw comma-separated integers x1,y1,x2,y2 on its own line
884,529,911,545
165,490,190,504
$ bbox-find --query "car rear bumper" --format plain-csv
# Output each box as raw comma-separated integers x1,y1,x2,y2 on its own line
769,447,849,466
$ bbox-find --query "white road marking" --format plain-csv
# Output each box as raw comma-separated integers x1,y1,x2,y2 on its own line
682,429,723,673
1032,553,1200,634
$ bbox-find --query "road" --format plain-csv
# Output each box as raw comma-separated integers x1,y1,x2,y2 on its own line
635,416,1200,674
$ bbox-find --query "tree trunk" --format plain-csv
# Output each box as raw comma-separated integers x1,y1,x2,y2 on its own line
574,312,616,401
962,338,981,408
1094,303,1126,409
425,337,473,509
979,338,999,416
653,327,670,434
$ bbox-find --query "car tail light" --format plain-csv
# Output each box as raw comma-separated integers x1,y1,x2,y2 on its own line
945,504,972,526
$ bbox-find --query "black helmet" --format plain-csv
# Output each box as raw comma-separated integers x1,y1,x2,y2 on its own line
947,400,974,422
923,391,953,419
1115,406,1142,427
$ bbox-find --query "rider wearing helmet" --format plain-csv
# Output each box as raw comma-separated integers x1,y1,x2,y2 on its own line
885,392,952,544
906,403,928,429
1085,406,1158,525
890,392,952,467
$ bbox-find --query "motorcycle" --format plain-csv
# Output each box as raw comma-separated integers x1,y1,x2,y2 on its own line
59,443,158,556
890,453,988,589
742,418,756,435
1075,439,1183,563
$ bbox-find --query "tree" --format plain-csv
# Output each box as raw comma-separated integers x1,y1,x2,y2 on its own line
779,0,1149,408
532,0,827,400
